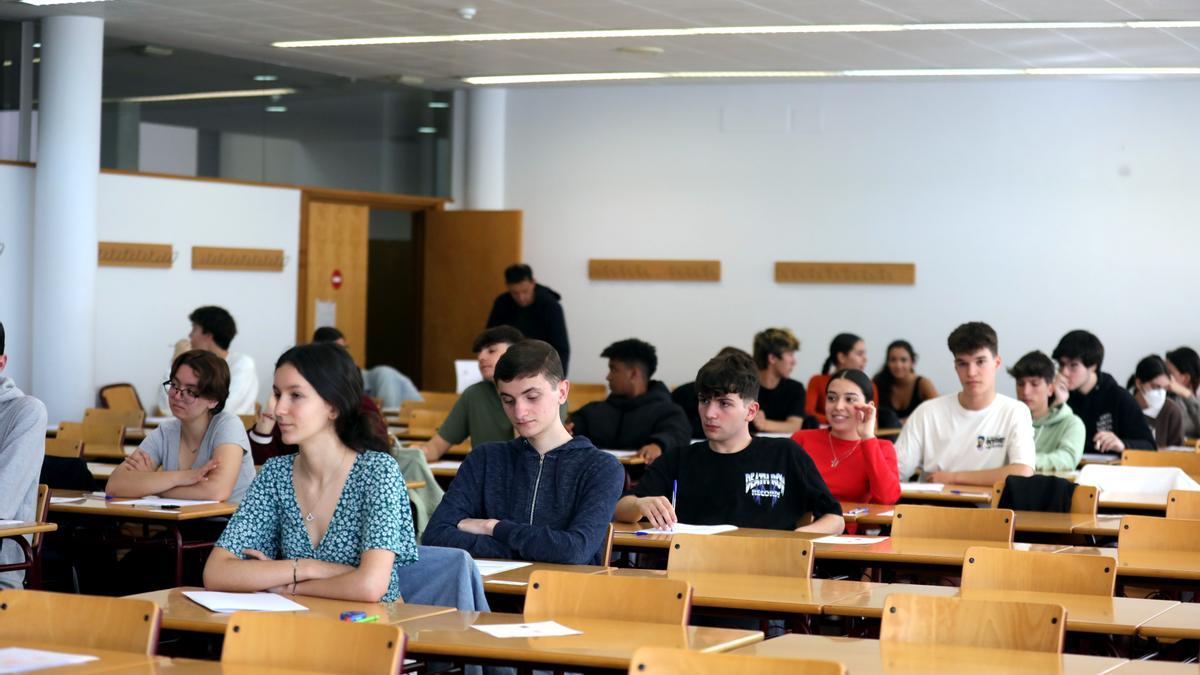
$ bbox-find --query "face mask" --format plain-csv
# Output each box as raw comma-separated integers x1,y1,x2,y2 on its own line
1143,387,1167,418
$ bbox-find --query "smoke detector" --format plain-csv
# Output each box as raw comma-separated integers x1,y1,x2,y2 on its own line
457,7,476,20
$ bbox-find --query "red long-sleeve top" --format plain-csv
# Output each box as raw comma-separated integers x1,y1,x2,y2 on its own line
791,429,901,505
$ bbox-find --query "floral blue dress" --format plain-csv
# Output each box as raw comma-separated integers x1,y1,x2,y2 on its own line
215,451,418,602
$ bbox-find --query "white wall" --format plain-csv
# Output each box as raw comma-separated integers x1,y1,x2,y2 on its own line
0,165,36,390
505,79,1200,394
139,122,198,176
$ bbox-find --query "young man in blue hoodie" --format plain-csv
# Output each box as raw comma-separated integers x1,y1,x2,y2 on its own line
0,321,48,589
423,339,625,565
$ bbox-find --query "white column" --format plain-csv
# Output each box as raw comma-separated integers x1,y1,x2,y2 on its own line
465,87,506,210
447,89,467,210
31,16,104,423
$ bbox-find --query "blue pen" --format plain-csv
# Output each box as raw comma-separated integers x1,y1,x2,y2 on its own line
671,480,678,510
845,507,869,516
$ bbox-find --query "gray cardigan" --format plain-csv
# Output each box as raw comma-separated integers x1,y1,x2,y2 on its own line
0,377,47,589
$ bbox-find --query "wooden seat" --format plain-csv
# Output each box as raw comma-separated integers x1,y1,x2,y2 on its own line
57,421,126,461
221,611,404,673
890,504,1015,542
44,437,84,459
1121,449,1200,478
567,383,608,413
1118,514,1200,553
629,646,845,674
0,589,161,654
990,480,1098,516
1166,489,1200,520
98,383,145,413
667,533,814,578
84,407,146,429
961,546,1116,596
525,570,691,625
880,593,1066,653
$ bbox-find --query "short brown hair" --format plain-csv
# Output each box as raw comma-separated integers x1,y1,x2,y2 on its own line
752,328,799,370
696,351,760,402
494,339,564,386
947,321,998,357
170,349,232,414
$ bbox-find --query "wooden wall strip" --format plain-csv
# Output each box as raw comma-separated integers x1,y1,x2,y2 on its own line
775,262,916,285
588,259,721,282
192,246,285,272
98,242,173,268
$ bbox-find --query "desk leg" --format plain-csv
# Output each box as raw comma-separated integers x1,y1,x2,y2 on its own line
171,523,184,586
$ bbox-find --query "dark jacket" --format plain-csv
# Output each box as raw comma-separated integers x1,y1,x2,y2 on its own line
423,436,623,565
570,381,691,455
1068,372,1156,453
671,381,704,439
487,284,571,374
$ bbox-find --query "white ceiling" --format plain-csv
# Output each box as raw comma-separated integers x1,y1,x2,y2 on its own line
3,0,1200,88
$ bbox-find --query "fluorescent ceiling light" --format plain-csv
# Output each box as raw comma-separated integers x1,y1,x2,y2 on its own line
416,126,438,133
20,0,112,5
273,20,1200,49
463,67,1200,85
253,74,278,82
428,101,450,108
109,87,296,103
264,105,287,112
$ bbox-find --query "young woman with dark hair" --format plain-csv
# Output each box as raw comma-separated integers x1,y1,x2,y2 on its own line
806,334,877,425
1128,355,1185,448
873,340,939,422
1165,347,1200,439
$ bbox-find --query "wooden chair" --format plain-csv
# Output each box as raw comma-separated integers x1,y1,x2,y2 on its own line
567,383,608,413
990,480,1098,516
601,523,615,566
1166,489,1200,520
57,421,126,461
0,589,161,654
880,593,1066,653
890,504,1015,542
414,391,459,409
43,437,84,459
667,533,814,578
238,414,256,431
221,611,404,674
1121,449,1200,478
1118,514,1200,554
29,484,50,588
84,407,146,429
406,409,449,435
961,546,1116,596
98,383,145,413
629,647,845,675
525,570,691,625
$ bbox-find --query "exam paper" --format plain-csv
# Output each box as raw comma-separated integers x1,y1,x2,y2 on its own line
636,523,738,535
899,482,945,492
812,535,889,545
471,621,582,638
602,449,638,459
111,496,219,507
49,497,88,504
0,647,98,673
183,591,308,613
427,461,462,470
0,520,22,526
474,560,532,576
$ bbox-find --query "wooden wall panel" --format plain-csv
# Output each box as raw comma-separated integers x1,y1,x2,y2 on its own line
298,200,369,365
588,259,720,281
775,261,916,285
422,210,522,392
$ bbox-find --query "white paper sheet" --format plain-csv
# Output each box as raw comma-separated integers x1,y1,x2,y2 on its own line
602,449,638,458
145,416,173,426
474,560,532,576
876,509,895,517
1081,452,1118,463
1078,464,1200,494
487,580,528,587
812,535,889,544
49,496,87,505
110,497,219,507
0,520,22,526
183,591,308,613
900,482,945,492
455,359,484,394
471,620,582,638
0,647,98,673
636,523,738,535
427,461,462,470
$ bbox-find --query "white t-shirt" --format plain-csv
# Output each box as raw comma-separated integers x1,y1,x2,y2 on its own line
895,392,1035,480
157,351,259,416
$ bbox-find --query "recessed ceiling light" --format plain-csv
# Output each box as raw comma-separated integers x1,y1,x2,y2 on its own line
615,46,665,55
273,20,1200,48
417,126,438,133
265,105,288,113
428,101,450,108
32,43,41,49
108,87,296,103
2,60,11,68
463,67,1200,85
253,74,278,82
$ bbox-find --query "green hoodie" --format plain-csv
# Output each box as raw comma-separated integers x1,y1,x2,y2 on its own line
1033,402,1086,471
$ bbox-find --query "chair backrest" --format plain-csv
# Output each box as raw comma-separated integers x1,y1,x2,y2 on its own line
44,437,84,459
601,523,615,566
98,383,145,413
567,383,609,413
1166,489,1200,520
961,546,1115,596
1070,484,1099,515
629,647,845,675
59,421,125,460
33,484,50,549
667,533,814,578
1121,449,1200,477
414,391,459,409
221,611,404,674
880,593,1065,653
0,589,161,654
524,570,691,625
406,409,449,434
84,407,146,429
991,476,1089,514
1118,514,1200,553
890,504,1015,542
237,414,256,431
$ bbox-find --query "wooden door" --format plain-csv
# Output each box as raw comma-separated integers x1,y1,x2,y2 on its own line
297,198,369,365
421,210,522,391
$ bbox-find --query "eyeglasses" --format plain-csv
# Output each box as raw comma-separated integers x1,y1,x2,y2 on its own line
163,380,201,403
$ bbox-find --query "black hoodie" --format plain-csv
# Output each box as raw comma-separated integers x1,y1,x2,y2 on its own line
487,284,571,374
1067,372,1156,453
570,381,691,454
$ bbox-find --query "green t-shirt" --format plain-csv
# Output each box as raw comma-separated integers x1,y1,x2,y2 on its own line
437,380,568,447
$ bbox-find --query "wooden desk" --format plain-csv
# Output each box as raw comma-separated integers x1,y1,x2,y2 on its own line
405,480,427,490
609,569,874,617
400,610,763,671
959,589,1176,636
816,537,1067,567
479,561,610,595
88,462,117,481
1109,663,1200,674
850,505,1095,536
0,640,159,674
1074,515,1123,537
124,586,454,635
898,484,993,505
611,521,819,552
730,634,1129,674
1058,546,1200,582
1098,492,1168,512
1136,602,1200,641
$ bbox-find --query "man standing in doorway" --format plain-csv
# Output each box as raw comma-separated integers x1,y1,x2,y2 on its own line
487,264,571,374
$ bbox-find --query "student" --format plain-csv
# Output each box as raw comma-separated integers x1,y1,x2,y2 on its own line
874,340,939,422
751,328,807,433
110,350,256,503
673,346,750,439
313,327,421,408
1009,351,1086,471
204,343,487,610
157,306,258,416
1128,355,1185,448
614,351,844,534
806,333,872,425
569,338,690,464
1165,347,1200,439
487,264,571,374
423,340,624,564
1052,330,1155,454
421,325,527,462
0,322,47,590
896,322,1035,485
792,369,900,506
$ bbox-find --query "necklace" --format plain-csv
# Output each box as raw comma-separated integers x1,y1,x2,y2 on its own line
829,437,862,469
298,450,349,523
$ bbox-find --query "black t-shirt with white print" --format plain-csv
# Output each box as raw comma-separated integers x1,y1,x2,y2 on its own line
630,437,841,531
